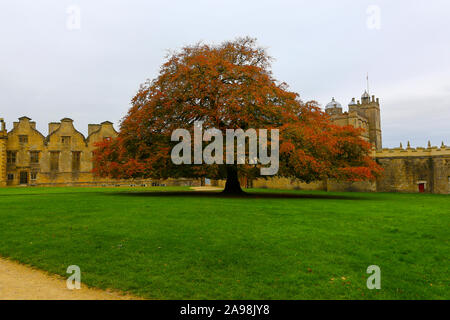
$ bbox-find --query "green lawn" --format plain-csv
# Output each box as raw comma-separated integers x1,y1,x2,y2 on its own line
0,186,448,299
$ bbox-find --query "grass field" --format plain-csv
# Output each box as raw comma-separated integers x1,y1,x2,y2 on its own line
0,186,448,299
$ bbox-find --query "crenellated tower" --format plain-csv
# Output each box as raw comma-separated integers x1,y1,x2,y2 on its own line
358,91,382,150
325,89,382,151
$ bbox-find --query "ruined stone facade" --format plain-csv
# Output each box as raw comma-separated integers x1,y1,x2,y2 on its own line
0,116,198,187
0,117,119,187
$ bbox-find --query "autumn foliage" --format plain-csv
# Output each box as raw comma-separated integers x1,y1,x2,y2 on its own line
93,37,381,193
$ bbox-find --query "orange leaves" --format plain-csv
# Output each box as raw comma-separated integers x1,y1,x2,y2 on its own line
280,141,295,153
92,37,382,183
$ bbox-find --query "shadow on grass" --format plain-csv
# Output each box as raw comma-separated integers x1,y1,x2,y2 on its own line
108,191,372,200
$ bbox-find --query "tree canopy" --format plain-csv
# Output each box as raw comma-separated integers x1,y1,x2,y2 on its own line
93,37,381,193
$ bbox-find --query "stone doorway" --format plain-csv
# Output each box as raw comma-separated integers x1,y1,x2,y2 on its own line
418,183,425,193
416,180,427,193
19,171,28,185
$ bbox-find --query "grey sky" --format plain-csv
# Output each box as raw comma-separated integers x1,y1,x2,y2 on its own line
1,0,449,148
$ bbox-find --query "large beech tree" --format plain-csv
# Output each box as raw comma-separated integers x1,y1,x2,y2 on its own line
93,37,381,194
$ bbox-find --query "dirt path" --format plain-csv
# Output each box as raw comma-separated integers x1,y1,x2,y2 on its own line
0,258,139,300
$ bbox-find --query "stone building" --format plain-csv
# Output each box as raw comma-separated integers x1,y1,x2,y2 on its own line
326,91,448,194
1,90,449,193
251,91,449,194
325,91,381,151
371,143,450,194
0,117,119,187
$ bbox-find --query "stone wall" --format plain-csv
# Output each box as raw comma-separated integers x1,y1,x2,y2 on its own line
30,177,200,188
0,119,7,187
3,117,112,186
213,145,450,195
252,177,326,191
326,180,376,192
0,116,201,188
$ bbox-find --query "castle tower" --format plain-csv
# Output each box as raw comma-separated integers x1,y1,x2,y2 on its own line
325,97,343,116
358,91,382,150
0,118,7,187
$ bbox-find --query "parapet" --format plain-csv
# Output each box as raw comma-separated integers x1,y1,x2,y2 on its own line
372,141,450,158
2,117,117,142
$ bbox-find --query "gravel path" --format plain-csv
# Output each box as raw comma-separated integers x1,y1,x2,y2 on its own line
0,257,138,300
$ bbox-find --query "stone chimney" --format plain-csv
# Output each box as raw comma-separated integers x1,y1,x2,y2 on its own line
88,124,101,136
48,122,60,135
100,121,114,129
0,118,5,132
58,118,75,133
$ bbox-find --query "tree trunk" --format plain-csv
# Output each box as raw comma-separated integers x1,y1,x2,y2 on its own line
222,165,244,194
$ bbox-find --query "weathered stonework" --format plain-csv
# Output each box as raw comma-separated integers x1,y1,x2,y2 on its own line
325,93,381,150
0,119,7,187
0,116,198,187
2,117,115,186
250,91,449,194
372,146,450,194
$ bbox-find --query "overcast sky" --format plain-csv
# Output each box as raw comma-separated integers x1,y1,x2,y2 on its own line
1,0,449,148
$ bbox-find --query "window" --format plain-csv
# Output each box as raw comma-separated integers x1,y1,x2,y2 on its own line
30,151,39,164
50,151,59,171
19,135,28,143
7,151,17,164
61,136,71,144
31,172,37,180
7,174,14,181
19,171,28,184
72,151,81,171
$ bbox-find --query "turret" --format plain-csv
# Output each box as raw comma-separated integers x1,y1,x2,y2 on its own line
361,90,370,104
325,97,343,116
358,91,382,150
348,98,358,113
